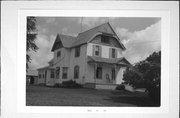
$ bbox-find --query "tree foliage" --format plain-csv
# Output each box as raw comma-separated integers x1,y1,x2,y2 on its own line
123,51,161,104
26,17,39,70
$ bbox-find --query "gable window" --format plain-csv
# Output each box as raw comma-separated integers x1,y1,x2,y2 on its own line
94,45,100,56
50,70,55,78
62,67,68,79
75,46,80,57
101,35,109,44
56,67,60,79
57,51,61,58
74,65,79,79
96,67,102,79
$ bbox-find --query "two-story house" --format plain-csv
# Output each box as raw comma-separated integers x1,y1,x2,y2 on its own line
37,22,131,89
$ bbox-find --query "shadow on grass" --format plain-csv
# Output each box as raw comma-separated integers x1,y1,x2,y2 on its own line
105,91,160,107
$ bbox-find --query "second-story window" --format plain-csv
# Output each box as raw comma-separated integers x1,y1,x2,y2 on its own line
112,48,116,58
57,51,61,58
75,46,80,57
94,45,100,56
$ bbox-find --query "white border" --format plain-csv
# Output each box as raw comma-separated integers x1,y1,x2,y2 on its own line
17,9,169,114
1,1,179,118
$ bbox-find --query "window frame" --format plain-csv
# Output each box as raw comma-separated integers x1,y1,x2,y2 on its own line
111,67,115,80
39,74,41,78
75,46,80,57
101,35,109,44
56,67,60,79
94,45,100,56
96,66,102,79
74,65,79,79
57,51,61,58
50,69,55,78
111,48,116,58
62,67,68,79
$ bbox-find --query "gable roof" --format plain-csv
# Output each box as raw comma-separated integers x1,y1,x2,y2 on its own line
51,34,76,51
51,22,125,51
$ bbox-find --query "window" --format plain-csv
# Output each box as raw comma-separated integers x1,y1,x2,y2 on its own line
62,67,68,79
112,68,115,80
96,67,102,79
75,46,80,57
39,74,41,78
111,48,116,58
101,35,109,43
74,65,79,79
57,51,61,58
94,45,100,56
43,74,44,78
56,67,60,79
50,70,55,78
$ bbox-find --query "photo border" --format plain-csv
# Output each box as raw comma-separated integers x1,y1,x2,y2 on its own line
1,1,178,118
17,9,169,113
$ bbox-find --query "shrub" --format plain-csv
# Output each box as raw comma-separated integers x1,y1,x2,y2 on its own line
62,80,82,88
115,84,125,90
54,83,61,87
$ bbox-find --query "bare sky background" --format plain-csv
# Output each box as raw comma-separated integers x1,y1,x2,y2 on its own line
28,17,161,70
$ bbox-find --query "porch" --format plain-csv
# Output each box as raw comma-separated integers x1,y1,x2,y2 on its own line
86,56,131,88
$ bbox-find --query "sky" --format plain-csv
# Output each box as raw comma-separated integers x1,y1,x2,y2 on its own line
28,17,161,70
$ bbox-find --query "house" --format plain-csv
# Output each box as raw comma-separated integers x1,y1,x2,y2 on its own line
37,22,131,89
26,70,38,85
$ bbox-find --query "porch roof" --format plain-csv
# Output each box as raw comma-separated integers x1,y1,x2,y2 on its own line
87,56,131,66
37,66,55,71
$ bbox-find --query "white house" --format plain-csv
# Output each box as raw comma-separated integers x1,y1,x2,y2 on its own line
37,22,131,89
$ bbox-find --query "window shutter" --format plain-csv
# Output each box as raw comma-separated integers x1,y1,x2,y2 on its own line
109,48,112,58
92,45,96,56
99,46,102,57
115,49,117,58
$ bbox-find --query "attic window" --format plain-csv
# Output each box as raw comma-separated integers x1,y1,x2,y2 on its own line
101,35,109,44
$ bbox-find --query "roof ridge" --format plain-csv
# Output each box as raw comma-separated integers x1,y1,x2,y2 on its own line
58,33,76,38
78,22,110,35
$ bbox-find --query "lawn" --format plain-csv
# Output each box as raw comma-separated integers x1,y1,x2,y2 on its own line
26,85,159,106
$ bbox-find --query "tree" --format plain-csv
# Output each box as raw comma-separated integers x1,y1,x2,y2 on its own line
26,17,39,70
123,51,161,104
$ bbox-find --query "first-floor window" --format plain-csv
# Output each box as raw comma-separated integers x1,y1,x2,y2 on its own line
112,67,115,80
39,74,41,78
74,65,79,79
50,70,55,78
62,67,68,79
96,67,102,79
56,67,60,79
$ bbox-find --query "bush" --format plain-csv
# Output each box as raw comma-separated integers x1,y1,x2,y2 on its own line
116,84,125,90
54,83,61,87
62,80,82,88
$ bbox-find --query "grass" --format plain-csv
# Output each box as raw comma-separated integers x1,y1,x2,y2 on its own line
26,85,159,106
